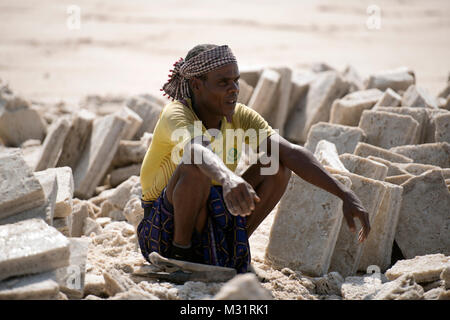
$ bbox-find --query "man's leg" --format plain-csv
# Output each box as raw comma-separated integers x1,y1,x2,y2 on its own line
165,163,211,247
242,161,291,237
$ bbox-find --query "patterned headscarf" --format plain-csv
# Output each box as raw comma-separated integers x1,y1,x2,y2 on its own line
161,45,237,101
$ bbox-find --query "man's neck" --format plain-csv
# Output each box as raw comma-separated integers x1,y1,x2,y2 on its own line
190,98,222,130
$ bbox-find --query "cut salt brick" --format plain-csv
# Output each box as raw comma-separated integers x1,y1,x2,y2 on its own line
358,110,419,149
266,173,351,277
0,149,45,220
353,142,413,163
395,170,450,258
304,122,366,155
0,219,70,281
73,114,126,199
34,117,71,171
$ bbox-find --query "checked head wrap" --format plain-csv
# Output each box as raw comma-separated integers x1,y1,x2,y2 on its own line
161,45,237,101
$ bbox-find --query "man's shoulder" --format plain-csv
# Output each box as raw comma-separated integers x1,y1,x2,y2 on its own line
160,100,196,122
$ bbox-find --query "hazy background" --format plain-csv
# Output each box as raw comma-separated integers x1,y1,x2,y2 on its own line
1,0,449,105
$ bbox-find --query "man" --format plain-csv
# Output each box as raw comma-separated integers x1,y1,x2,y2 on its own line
138,44,370,273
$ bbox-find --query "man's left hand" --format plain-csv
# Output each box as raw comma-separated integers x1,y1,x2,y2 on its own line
342,191,371,243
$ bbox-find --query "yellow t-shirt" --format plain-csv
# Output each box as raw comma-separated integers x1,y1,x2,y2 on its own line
140,98,276,201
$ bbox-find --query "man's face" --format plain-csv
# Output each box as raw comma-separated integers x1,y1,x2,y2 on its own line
193,62,240,122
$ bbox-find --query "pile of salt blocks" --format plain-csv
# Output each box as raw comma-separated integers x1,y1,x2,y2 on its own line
240,65,449,300
0,63,449,300
0,81,164,299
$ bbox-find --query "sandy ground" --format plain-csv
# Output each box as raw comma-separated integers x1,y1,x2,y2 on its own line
1,0,449,106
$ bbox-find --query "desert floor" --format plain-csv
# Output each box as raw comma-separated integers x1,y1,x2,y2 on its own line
1,0,449,105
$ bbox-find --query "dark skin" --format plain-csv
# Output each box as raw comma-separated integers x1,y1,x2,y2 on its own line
165,62,371,247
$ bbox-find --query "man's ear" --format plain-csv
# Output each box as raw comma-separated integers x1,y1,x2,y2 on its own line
190,77,201,92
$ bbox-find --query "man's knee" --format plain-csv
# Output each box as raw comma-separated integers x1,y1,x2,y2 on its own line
178,163,210,185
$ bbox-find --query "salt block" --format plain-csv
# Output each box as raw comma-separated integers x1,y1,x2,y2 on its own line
41,167,74,218
247,68,281,119
304,122,366,155
393,162,441,176
69,201,89,237
402,85,438,109
385,174,414,185
395,170,450,258
342,65,364,93
53,237,91,299
56,109,96,170
73,114,126,199
214,273,273,300
365,274,424,300
112,140,147,168
339,153,388,181
105,175,140,211
237,79,253,105
83,274,106,297
329,88,382,126
390,142,450,168
434,113,450,143
123,198,144,230
103,269,138,297
53,217,70,236
264,67,292,135
424,287,447,300
358,110,419,149
0,170,58,226
34,117,71,171
0,219,70,281
374,106,428,144
286,71,315,117
126,95,163,139
329,172,387,278
386,254,450,283
341,275,383,300
83,217,102,236
265,173,351,276
115,106,143,140
423,109,449,143
0,272,60,300
110,164,141,187
314,140,349,172
441,267,450,289
288,70,349,143
365,67,415,92
358,182,403,272
239,65,263,87
373,88,402,108
0,149,45,220
353,142,413,163
366,156,409,177
0,86,47,147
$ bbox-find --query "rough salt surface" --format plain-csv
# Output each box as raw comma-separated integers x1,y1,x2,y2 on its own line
0,219,70,281
385,254,450,283
0,149,45,220
395,170,450,258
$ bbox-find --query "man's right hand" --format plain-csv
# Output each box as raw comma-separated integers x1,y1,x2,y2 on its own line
222,174,260,217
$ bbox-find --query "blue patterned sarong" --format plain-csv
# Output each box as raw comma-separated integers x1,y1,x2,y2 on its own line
137,186,251,274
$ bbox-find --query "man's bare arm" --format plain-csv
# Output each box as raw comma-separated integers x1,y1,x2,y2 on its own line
266,134,370,242
182,137,259,217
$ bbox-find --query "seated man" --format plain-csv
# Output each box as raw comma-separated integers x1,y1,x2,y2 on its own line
138,44,370,273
